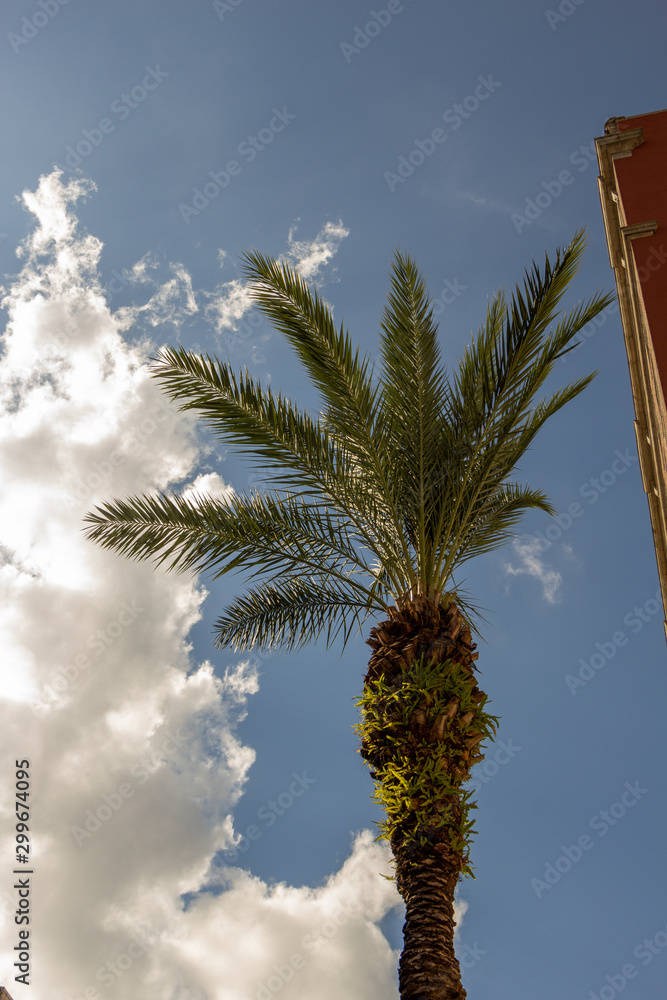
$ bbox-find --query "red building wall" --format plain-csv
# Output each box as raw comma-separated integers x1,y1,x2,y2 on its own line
614,111,667,403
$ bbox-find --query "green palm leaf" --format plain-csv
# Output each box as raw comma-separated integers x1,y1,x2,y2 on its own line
83,469,407,625
238,251,382,459
432,229,614,586
377,250,451,582
213,574,379,651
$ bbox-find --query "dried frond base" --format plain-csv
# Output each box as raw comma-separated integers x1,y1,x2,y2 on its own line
356,596,498,998
356,595,497,874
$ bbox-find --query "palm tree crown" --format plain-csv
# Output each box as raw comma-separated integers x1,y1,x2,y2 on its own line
85,229,612,650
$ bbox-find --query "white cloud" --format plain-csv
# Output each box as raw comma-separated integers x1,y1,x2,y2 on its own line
0,172,403,1000
150,831,402,1000
505,537,562,603
205,219,350,337
285,219,350,280
204,277,255,335
114,256,198,330
182,471,236,506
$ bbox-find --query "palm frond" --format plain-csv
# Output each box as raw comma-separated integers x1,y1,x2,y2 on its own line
448,483,556,567
432,229,612,587
239,251,380,454
239,253,418,584
149,345,339,491
377,250,451,579
82,487,404,604
213,574,380,651
149,345,413,581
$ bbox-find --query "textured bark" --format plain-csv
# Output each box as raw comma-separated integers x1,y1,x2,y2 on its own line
393,839,466,1000
359,594,488,1000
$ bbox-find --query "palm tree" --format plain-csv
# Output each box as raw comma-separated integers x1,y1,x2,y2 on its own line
84,229,613,999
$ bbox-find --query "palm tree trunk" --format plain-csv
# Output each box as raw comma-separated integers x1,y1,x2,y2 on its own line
357,595,494,1000
392,838,466,999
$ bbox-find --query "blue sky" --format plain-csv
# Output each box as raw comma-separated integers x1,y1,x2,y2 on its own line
1,2,667,999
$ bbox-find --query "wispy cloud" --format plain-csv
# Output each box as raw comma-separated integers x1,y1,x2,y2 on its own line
505,537,562,603
114,255,198,330
204,276,255,335
456,189,514,216
205,219,350,335
285,219,350,280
